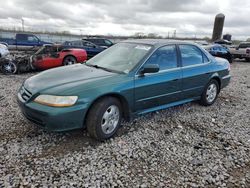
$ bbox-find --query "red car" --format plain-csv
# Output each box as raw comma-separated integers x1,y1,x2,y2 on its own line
32,44,87,70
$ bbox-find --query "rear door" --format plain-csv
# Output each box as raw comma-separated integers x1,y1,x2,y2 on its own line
178,44,212,99
134,45,182,112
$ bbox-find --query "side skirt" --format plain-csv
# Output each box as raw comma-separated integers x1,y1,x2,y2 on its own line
133,97,200,117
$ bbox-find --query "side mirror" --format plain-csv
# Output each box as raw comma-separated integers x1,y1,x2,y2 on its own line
140,64,159,75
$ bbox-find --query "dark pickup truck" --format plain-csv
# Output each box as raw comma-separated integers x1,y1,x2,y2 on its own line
0,33,52,51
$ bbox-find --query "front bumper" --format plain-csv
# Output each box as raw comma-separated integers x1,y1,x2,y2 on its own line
17,94,89,132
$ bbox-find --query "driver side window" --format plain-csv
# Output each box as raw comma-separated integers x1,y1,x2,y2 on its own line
27,36,38,42
145,45,177,71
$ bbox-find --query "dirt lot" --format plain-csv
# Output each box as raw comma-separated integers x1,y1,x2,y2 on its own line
0,61,250,187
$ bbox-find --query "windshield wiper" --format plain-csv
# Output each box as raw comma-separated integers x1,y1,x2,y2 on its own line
85,64,124,74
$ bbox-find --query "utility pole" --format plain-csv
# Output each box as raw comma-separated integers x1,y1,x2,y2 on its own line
173,30,176,38
79,29,83,38
21,18,24,32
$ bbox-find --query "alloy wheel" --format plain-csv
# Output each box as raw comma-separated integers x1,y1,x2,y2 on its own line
2,62,17,74
206,83,217,103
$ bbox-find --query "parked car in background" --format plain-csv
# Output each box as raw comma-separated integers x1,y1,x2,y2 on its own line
0,33,52,51
204,44,232,63
18,39,231,141
83,38,114,48
214,39,232,45
229,42,250,61
0,43,9,58
32,44,87,70
63,40,106,59
0,44,87,74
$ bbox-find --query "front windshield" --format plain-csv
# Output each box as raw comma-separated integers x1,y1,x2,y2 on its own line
86,43,152,73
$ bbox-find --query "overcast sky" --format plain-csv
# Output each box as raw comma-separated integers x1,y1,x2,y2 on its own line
0,0,249,39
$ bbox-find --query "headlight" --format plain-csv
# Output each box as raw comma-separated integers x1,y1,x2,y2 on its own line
34,95,78,107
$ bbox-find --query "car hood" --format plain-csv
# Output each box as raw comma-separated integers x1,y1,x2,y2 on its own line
24,64,116,94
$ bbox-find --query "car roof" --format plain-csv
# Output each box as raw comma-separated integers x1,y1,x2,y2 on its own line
121,39,197,47
64,40,97,45
205,44,222,48
84,38,107,40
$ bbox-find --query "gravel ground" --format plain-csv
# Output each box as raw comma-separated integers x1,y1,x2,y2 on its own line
0,61,250,187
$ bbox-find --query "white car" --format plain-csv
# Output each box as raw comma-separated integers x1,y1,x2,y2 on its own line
0,43,9,57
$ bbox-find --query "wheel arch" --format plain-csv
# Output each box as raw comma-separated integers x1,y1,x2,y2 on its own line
84,93,131,126
210,76,221,92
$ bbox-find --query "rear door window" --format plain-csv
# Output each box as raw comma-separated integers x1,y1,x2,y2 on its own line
203,53,210,63
179,45,203,66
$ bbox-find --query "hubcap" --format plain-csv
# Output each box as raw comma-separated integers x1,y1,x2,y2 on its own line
206,83,217,103
101,105,120,135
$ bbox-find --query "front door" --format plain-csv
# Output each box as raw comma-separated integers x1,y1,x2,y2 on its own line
134,45,182,113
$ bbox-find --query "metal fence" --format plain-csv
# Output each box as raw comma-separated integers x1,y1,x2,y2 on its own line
0,31,82,43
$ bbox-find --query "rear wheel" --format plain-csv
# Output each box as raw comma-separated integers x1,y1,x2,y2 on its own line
1,61,18,74
200,79,219,106
86,97,122,141
63,56,77,66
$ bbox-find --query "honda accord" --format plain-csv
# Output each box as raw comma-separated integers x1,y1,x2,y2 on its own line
17,39,231,140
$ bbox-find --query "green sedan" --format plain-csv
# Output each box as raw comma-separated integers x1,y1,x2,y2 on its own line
17,39,231,140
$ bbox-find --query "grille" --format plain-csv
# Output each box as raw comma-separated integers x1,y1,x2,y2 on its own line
20,86,32,102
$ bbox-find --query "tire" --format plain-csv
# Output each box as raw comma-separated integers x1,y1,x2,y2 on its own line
86,97,122,141
245,58,250,62
63,56,77,66
200,79,219,106
1,61,18,74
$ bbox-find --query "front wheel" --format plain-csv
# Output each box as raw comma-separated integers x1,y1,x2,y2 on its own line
200,80,219,106
86,97,122,141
